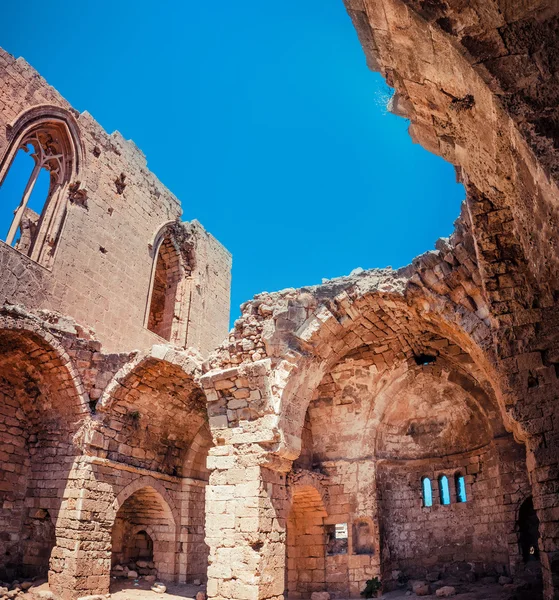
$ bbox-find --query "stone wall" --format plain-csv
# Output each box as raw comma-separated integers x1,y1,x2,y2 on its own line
0,306,211,598
1,0,559,597
377,438,529,585
0,48,231,356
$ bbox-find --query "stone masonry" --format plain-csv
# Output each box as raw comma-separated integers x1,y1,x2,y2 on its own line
1,1,559,600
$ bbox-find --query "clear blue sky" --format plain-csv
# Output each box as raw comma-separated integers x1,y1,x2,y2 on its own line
1,0,464,324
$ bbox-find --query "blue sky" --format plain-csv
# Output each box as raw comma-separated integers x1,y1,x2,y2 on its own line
1,0,464,324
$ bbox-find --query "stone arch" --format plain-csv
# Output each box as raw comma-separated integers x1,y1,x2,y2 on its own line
94,346,207,476
111,479,179,582
183,422,213,481
273,286,514,463
0,310,89,421
288,471,329,511
0,105,85,266
144,221,195,345
0,312,88,582
113,477,179,528
97,344,202,413
4,104,85,174
371,359,502,460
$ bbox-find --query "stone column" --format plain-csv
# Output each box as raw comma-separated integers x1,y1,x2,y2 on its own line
201,360,292,600
49,458,113,600
525,434,559,600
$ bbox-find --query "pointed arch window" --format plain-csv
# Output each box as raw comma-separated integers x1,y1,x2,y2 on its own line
421,477,433,508
146,235,182,341
0,108,82,268
455,473,467,503
439,475,451,505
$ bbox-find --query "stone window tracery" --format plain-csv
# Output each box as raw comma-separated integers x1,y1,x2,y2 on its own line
0,109,81,268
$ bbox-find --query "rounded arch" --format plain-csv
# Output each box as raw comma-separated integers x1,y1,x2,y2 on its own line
96,346,207,477
111,479,179,582
0,311,90,425
0,311,88,582
288,470,329,514
268,281,525,463
183,422,213,481
97,344,202,413
112,478,179,527
371,358,503,460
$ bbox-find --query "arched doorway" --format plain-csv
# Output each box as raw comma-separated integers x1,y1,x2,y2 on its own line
286,481,328,599
518,497,540,564
111,486,177,583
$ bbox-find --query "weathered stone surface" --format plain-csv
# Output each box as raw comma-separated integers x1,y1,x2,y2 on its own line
310,592,330,600
436,586,456,597
0,0,558,598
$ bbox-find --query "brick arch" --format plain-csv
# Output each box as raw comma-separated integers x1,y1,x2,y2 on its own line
272,286,513,462
0,311,89,426
111,479,179,582
112,477,179,527
95,345,207,476
97,344,202,413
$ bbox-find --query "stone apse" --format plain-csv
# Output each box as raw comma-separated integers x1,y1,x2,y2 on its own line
0,1,558,600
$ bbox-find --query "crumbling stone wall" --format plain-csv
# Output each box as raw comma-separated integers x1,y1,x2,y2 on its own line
0,46,231,597
199,2,559,600
283,344,531,597
2,0,559,598
0,305,211,598
0,48,231,356
376,439,529,586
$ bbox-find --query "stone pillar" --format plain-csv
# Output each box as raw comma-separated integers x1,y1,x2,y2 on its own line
201,360,292,600
526,435,559,600
49,458,113,600
205,456,288,600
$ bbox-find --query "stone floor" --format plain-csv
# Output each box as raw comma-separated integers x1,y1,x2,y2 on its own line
378,579,542,600
110,580,203,600
0,573,542,600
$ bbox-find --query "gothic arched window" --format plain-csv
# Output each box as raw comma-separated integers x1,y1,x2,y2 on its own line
0,108,82,267
147,235,182,341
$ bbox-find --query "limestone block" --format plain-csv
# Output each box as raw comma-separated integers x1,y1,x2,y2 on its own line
412,582,430,596
435,587,456,597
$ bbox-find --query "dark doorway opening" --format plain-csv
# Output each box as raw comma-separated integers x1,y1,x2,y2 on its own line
518,497,540,563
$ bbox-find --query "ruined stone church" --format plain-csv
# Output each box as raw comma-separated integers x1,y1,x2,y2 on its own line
0,1,558,600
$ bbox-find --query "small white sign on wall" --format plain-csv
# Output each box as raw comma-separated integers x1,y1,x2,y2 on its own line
335,523,348,539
